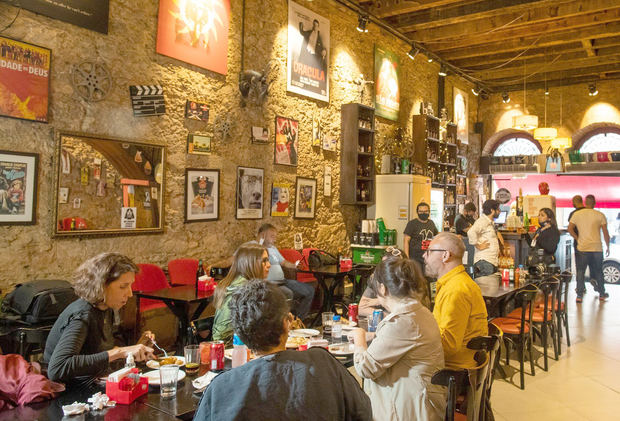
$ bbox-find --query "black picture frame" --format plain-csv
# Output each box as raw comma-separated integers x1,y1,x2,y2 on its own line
0,150,39,225
236,166,264,220
294,176,317,219
184,168,220,223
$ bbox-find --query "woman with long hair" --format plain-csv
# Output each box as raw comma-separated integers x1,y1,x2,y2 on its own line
531,207,560,258
352,258,446,421
212,242,270,345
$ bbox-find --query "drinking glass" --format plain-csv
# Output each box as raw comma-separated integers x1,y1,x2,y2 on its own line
184,345,201,375
322,312,334,335
199,341,212,366
159,365,179,398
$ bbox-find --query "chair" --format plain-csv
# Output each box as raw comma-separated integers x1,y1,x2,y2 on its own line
554,272,572,355
189,316,215,343
279,248,317,283
467,326,502,421
431,369,468,421
491,285,538,389
168,259,200,285
134,264,170,312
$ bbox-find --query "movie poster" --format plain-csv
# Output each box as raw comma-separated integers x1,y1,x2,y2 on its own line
156,0,230,75
271,182,290,217
453,87,468,144
274,116,299,166
374,45,400,121
287,1,329,102
19,0,109,33
0,37,50,123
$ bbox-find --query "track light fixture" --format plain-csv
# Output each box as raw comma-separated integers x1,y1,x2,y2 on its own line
544,88,549,96
438,65,447,77
427,57,433,63
502,91,510,103
472,85,481,96
407,46,419,60
588,83,598,96
356,14,369,33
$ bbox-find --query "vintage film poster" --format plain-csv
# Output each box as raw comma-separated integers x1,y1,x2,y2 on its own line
274,116,299,166
0,151,38,225
185,169,219,222
187,134,211,155
156,0,230,75
312,116,323,147
185,100,209,121
294,177,316,219
271,182,290,217
236,166,264,219
287,1,329,102
374,45,400,121
19,0,109,33
453,87,468,144
0,36,51,123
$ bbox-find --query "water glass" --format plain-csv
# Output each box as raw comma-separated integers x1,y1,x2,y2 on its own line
159,365,179,398
322,312,334,334
184,345,201,375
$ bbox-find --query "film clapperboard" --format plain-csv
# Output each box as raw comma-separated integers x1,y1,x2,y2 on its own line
129,85,166,116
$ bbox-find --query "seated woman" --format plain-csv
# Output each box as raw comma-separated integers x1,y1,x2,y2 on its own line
212,242,270,346
530,207,561,260
195,280,371,421
44,253,155,387
352,258,446,421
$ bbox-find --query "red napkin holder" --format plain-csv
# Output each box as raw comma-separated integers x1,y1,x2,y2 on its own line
198,278,217,293
106,372,149,404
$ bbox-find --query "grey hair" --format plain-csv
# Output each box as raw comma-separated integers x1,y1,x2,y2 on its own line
434,232,466,259
73,253,138,305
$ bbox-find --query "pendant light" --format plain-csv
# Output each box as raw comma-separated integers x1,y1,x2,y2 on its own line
551,86,571,150
513,59,539,131
534,67,557,141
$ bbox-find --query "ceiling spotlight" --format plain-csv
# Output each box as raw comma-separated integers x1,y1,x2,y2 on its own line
356,14,369,33
502,91,510,103
472,85,481,96
588,83,598,96
438,65,447,77
544,88,549,96
407,46,419,60
428,57,433,63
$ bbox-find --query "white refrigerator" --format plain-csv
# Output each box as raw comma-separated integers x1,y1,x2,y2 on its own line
367,175,432,250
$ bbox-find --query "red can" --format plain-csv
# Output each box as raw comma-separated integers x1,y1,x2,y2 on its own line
502,269,510,287
209,341,225,371
298,344,308,351
348,304,359,326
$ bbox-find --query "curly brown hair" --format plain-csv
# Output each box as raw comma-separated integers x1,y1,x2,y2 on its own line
72,253,138,305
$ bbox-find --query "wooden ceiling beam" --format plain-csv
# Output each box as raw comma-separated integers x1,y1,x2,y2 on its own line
581,39,597,57
366,0,473,19
491,72,620,92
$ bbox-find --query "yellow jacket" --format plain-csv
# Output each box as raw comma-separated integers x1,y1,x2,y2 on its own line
433,265,488,369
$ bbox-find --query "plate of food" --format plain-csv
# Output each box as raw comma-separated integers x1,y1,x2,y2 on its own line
143,369,186,386
328,343,355,356
224,348,257,360
285,336,308,349
289,329,320,338
146,356,185,369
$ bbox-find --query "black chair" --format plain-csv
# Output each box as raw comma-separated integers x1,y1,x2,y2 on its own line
556,271,572,355
431,369,468,421
534,278,560,370
467,330,501,421
189,316,215,344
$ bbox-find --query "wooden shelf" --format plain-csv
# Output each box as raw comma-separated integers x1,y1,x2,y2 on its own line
446,143,457,147
357,152,374,157
457,174,466,178
356,176,373,181
358,127,375,134
457,194,467,198
445,204,457,208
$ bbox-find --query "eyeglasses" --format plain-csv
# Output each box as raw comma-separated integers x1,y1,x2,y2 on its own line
385,246,402,257
261,257,270,264
423,248,448,256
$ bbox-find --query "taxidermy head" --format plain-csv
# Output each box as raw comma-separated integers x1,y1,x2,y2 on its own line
239,69,269,107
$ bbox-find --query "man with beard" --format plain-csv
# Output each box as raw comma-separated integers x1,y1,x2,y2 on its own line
403,202,438,273
468,200,502,278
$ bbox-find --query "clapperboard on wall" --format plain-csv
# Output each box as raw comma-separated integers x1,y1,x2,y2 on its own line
129,85,166,116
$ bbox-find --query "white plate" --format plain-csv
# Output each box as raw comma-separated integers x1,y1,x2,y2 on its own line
341,324,357,331
143,369,186,386
289,329,320,338
328,343,355,356
146,356,185,369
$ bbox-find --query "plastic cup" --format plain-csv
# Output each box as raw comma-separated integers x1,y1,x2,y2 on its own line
159,365,179,398
184,345,200,375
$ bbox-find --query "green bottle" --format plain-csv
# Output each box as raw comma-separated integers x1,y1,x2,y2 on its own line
523,212,530,230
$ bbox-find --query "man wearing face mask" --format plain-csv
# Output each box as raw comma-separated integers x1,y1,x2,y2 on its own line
404,202,438,272
468,200,502,278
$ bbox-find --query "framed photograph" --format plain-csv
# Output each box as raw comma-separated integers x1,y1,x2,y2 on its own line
251,126,270,144
236,166,264,219
185,169,220,223
274,116,298,166
187,134,211,155
184,100,210,122
271,182,290,217
0,150,39,225
0,36,51,123
294,177,316,219
453,87,469,144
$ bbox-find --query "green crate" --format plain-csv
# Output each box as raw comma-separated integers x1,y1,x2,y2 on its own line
352,247,385,265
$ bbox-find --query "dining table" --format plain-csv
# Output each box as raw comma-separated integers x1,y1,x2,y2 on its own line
477,274,543,317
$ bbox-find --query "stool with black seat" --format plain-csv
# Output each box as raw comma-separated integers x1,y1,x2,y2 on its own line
491,285,538,389
555,272,571,355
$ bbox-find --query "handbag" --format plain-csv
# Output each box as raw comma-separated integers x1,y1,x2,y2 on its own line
308,249,338,268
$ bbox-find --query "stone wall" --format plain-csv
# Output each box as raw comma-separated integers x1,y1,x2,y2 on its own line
0,0,477,290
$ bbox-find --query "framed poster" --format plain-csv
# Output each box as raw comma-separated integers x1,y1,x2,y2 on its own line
185,100,209,121
19,0,109,33
274,116,298,166
185,169,219,223
453,87,468,144
0,150,39,225
156,0,230,75
374,45,400,121
271,182,290,217
0,36,51,123
236,166,264,219
312,116,323,147
251,126,270,144
187,134,211,155
294,177,316,219
287,1,329,102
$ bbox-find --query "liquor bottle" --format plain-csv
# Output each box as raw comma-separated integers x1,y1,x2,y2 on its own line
196,259,205,294
523,212,530,230
516,188,524,217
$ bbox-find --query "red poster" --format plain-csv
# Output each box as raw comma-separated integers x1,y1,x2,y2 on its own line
0,37,50,123
156,0,230,75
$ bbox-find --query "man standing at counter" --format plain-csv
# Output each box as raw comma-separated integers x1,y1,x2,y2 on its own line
468,200,502,278
404,202,438,272
568,195,587,299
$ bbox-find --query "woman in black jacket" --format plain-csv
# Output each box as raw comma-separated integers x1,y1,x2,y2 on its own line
530,208,561,259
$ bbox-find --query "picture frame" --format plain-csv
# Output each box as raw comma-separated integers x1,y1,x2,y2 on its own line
0,150,39,225
274,116,299,166
184,100,210,122
271,182,290,217
184,168,220,223
187,134,212,155
294,176,316,219
236,166,264,219
251,126,270,144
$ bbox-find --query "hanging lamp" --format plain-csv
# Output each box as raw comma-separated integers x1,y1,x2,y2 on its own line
513,59,539,131
533,67,557,141
551,86,571,150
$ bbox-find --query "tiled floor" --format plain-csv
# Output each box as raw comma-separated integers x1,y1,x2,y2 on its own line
492,283,620,421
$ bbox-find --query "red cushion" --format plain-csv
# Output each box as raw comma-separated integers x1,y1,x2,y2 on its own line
281,248,317,283
168,259,200,285
134,264,170,313
492,317,530,334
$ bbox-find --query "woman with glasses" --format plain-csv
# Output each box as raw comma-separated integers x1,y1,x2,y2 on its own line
212,242,272,346
359,247,403,316
352,258,446,421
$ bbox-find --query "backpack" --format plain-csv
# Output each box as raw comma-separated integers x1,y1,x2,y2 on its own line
1,280,79,324
308,249,338,269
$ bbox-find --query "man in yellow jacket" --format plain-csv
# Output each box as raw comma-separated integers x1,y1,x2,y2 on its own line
424,232,488,369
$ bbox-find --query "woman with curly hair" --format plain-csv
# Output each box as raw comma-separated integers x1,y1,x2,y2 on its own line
44,253,155,387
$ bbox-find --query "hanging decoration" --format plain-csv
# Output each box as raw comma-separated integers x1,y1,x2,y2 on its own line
71,61,112,102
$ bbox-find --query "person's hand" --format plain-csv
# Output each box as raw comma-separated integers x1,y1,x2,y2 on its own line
477,241,490,250
123,344,156,362
137,330,155,346
606,248,610,257
351,328,368,348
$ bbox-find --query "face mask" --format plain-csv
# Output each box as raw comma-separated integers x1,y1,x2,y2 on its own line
418,213,430,221
540,220,548,226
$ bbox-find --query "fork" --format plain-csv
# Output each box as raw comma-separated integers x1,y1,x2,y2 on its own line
151,338,168,358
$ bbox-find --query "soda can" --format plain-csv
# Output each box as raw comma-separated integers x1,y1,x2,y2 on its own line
298,344,308,351
368,309,384,332
209,341,225,371
348,304,359,326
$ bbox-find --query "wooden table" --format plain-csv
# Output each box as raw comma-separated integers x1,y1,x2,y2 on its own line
478,276,541,317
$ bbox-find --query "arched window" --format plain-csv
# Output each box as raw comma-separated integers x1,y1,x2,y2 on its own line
579,131,620,153
493,137,541,156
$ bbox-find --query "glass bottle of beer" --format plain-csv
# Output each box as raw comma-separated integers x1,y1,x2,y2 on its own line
196,259,205,294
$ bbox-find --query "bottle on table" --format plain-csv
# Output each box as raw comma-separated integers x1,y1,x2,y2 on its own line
514,266,520,287
232,334,249,368
125,352,135,369
331,315,342,340
196,259,205,293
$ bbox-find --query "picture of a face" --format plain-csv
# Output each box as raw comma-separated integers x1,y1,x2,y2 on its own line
239,172,262,209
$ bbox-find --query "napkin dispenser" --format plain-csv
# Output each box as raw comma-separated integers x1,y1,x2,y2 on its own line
105,368,148,404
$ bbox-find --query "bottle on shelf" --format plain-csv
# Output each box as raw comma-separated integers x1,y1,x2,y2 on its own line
516,188,524,217
523,212,530,230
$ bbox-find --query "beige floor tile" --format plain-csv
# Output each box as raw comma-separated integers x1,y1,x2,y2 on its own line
571,403,620,421
497,407,589,421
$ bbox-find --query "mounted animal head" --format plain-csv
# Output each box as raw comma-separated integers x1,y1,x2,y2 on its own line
239,68,270,107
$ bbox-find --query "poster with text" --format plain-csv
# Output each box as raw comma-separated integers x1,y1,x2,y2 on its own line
19,0,109,33
0,37,50,123
287,1,329,102
453,87,468,144
156,0,230,75
271,182,290,217
0,151,38,225
274,116,298,166
374,45,400,121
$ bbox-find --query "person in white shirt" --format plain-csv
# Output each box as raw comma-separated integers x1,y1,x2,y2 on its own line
467,200,502,278
568,195,611,302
